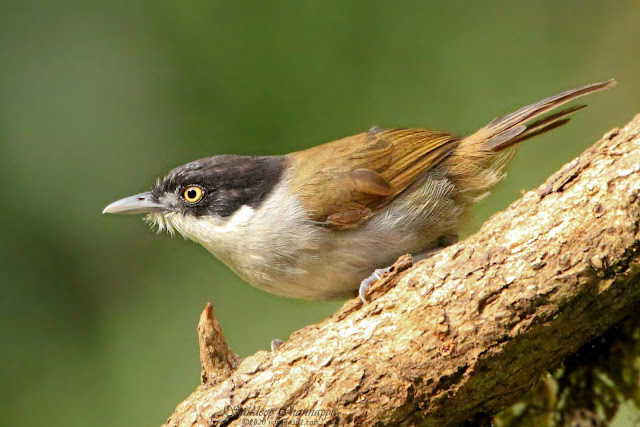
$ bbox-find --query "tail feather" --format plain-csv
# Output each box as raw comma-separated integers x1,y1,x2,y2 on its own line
465,79,616,153
444,79,615,207
486,103,587,150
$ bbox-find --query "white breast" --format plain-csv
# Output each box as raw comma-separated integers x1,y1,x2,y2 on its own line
148,171,461,300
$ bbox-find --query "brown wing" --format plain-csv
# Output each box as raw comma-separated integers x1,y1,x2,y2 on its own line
289,127,459,229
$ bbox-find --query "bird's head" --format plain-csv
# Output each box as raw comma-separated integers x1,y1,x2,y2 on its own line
103,155,286,236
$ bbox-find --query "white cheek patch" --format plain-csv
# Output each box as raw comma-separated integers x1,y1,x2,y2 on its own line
214,205,255,233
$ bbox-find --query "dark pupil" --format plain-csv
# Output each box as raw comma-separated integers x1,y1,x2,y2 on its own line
187,189,197,200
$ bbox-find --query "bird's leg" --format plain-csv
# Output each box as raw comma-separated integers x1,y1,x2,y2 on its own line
359,267,393,303
359,234,458,304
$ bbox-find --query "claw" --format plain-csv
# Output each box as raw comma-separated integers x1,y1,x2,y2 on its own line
359,267,392,304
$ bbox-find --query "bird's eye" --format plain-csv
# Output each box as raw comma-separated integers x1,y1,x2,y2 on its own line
183,186,203,203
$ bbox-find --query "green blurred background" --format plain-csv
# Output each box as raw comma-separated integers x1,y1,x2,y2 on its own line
1,1,639,425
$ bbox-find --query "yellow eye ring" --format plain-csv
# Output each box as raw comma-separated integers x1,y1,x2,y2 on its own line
183,185,203,203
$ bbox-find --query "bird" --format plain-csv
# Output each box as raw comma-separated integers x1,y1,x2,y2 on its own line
103,80,615,303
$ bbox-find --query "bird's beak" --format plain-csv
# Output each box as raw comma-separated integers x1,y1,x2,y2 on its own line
102,191,167,215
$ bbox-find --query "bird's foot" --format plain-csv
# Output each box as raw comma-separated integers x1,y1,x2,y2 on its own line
271,338,284,352
358,254,417,304
359,266,393,304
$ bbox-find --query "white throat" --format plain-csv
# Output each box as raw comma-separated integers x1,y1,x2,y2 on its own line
147,204,256,258
144,180,322,296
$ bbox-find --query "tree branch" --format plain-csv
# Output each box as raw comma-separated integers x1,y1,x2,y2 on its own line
165,114,640,427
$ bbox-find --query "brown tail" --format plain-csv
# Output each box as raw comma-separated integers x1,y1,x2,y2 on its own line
464,79,616,152
443,79,615,207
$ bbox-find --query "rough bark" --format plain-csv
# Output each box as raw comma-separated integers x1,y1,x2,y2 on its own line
165,115,640,427
197,303,241,385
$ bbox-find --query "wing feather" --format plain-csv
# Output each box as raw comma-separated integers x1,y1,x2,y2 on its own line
290,129,459,228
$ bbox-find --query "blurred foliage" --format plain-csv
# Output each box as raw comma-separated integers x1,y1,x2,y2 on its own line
496,314,640,426
1,1,639,426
